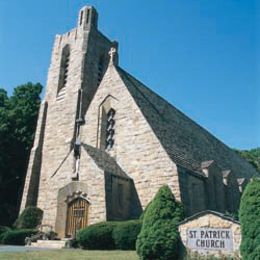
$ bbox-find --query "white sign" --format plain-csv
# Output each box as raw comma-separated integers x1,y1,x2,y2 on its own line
187,228,233,251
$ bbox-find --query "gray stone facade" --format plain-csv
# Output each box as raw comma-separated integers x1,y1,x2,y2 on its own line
20,6,258,238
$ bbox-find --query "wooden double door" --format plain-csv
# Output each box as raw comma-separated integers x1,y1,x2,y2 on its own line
66,198,89,237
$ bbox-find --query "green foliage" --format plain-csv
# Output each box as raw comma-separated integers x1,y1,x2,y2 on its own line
0,226,11,236
136,185,184,260
239,178,260,260
0,226,11,243
224,211,239,221
77,222,116,250
139,201,151,221
1,229,37,245
112,220,142,250
14,206,43,229
234,148,260,173
77,220,142,250
0,83,42,226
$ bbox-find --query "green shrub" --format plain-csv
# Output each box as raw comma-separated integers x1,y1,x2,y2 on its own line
14,206,43,229
239,178,260,260
139,201,151,221
77,222,116,249
77,220,142,250
0,226,11,244
1,229,37,245
136,185,184,260
112,220,142,250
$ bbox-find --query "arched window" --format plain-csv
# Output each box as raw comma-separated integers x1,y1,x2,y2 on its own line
57,45,70,99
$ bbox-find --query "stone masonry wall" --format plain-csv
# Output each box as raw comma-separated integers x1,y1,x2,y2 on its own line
81,63,181,209
20,101,48,211
51,149,107,237
21,7,113,229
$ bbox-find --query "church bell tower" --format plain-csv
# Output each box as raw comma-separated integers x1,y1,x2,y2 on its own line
20,6,117,221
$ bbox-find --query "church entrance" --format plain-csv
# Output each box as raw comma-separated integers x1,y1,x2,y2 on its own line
66,198,89,237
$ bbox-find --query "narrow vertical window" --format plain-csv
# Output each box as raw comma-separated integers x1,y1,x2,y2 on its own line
86,9,90,24
79,11,83,25
97,56,104,86
105,108,115,150
57,45,70,99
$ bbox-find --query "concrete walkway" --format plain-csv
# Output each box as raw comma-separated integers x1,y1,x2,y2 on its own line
0,245,57,253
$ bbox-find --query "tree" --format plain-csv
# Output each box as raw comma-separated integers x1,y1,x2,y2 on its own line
239,178,260,260
0,89,10,185
136,185,184,260
0,83,42,226
234,148,260,173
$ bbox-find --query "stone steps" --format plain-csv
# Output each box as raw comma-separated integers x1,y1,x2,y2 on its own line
30,240,69,249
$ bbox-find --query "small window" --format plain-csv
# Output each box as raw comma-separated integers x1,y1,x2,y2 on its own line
105,108,116,150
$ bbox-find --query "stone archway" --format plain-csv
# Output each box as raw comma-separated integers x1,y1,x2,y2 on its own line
55,182,89,238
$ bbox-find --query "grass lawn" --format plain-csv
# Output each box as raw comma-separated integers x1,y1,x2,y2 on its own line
0,249,138,260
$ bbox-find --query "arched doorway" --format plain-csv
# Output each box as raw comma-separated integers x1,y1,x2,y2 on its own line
66,198,89,237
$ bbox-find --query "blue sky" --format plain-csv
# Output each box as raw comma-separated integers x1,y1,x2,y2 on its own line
0,0,259,149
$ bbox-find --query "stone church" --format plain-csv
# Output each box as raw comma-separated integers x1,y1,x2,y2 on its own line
20,6,258,238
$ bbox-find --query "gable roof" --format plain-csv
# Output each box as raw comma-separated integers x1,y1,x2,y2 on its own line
82,143,131,179
116,66,258,178
179,210,240,225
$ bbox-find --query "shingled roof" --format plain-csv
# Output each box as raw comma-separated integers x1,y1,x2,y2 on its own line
116,66,258,178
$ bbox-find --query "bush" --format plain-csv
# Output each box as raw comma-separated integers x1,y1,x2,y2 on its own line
112,220,142,250
0,226,11,244
239,178,260,260
77,220,142,250
14,206,43,229
136,185,184,260
77,222,116,249
1,229,37,245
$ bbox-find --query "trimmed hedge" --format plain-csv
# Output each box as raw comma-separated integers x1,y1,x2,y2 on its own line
77,220,142,250
14,206,43,229
136,185,184,260
239,178,260,260
1,229,37,245
77,222,116,249
113,220,142,250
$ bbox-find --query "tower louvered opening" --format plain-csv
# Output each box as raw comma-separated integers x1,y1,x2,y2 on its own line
57,45,70,100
